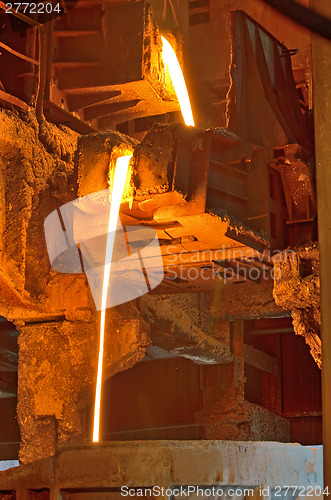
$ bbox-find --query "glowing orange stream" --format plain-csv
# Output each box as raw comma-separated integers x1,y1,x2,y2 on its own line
161,36,195,127
92,154,132,443
93,37,194,442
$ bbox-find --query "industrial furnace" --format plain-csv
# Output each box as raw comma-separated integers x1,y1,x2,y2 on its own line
0,0,328,497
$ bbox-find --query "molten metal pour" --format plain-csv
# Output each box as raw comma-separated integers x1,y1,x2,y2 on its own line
93,36,195,442
161,36,195,127
93,155,132,443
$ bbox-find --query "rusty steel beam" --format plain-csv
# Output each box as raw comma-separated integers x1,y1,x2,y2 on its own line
0,42,39,66
0,90,29,112
311,0,331,488
263,0,331,40
243,344,278,376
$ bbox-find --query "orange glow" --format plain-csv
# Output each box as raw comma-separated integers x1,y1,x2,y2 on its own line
161,35,195,127
92,154,132,443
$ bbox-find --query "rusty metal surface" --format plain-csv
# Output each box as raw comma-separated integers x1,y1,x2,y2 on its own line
75,125,287,295
74,124,272,293
270,145,316,224
0,90,29,112
132,124,254,218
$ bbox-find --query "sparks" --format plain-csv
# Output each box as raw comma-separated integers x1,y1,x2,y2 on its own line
92,154,132,443
161,35,195,127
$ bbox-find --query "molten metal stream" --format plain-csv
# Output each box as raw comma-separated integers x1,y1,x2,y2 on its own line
92,154,132,443
93,37,194,442
161,36,195,127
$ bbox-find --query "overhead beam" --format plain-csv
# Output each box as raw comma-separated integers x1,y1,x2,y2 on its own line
246,327,294,335
83,98,140,121
243,344,278,376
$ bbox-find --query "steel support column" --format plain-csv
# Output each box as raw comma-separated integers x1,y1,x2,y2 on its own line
311,0,331,488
